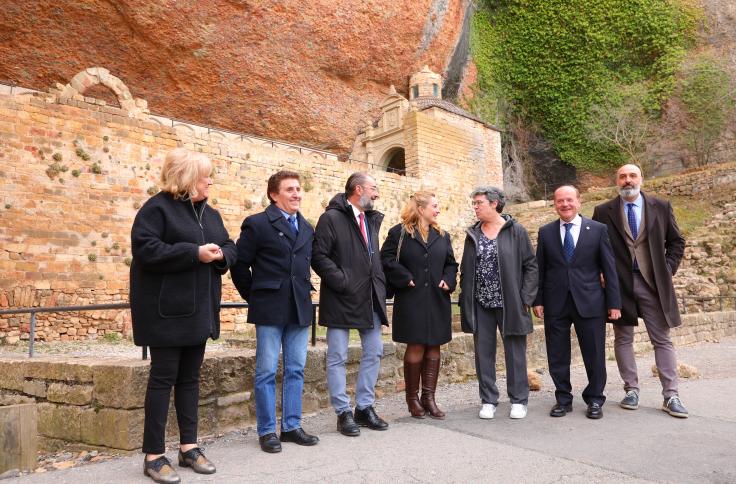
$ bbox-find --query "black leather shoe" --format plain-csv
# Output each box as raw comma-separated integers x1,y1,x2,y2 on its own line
354,406,389,431
280,427,319,446
586,402,603,419
549,403,572,417
258,433,282,453
178,447,216,474
337,410,360,437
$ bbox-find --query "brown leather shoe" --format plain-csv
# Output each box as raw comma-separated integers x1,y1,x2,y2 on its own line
144,456,181,484
404,360,426,418
420,356,446,419
178,447,216,474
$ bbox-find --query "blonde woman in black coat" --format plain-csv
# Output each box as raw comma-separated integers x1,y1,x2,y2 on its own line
381,191,458,419
130,148,236,484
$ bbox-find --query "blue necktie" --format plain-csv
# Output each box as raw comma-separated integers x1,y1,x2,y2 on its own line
288,215,298,236
626,203,638,239
563,223,574,263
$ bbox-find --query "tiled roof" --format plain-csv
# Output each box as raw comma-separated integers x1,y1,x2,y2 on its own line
412,97,501,131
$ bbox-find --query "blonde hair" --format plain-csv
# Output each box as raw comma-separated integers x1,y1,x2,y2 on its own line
400,190,445,240
160,148,212,200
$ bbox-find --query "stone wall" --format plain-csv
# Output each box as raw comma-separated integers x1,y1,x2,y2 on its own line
0,75,500,343
1,311,733,451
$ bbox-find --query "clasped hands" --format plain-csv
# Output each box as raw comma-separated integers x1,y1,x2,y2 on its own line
198,243,224,263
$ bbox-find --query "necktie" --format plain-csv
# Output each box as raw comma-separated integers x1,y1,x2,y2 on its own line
626,203,638,239
627,203,639,270
288,215,298,236
358,213,369,246
563,222,574,263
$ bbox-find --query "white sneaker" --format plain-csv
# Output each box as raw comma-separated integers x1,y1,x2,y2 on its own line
479,403,496,419
509,403,527,419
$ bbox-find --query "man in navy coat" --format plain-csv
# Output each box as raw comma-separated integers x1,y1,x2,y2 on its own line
533,185,621,419
231,171,318,453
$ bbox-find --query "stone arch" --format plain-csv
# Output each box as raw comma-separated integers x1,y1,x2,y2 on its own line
380,146,406,176
58,67,148,117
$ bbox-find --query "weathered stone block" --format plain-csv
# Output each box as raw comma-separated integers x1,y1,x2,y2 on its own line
216,401,250,431
215,355,253,394
199,357,219,398
0,403,37,473
93,361,149,409
216,391,250,407
47,383,93,405
80,407,144,451
303,349,326,383
22,379,47,398
37,402,82,441
0,360,25,391
24,358,94,383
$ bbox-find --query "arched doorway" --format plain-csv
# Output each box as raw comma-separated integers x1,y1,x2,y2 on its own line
382,147,406,176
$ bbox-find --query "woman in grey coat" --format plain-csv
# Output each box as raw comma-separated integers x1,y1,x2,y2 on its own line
459,187,538,420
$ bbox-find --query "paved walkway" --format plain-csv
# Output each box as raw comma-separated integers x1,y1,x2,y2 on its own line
9,337,736,483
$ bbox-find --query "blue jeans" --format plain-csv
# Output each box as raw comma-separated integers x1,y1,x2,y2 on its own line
326,312,384,414
254,324,309,436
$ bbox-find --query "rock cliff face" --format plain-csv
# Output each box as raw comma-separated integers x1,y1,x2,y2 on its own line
0,0,470,153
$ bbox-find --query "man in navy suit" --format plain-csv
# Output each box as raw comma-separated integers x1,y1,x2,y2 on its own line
231,171,318,453
533,186,621,419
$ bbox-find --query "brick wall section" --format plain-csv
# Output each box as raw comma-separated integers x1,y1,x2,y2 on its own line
1,311,733,451
0,84,501,343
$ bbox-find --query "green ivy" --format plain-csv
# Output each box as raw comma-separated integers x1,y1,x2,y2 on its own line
471,0,699,171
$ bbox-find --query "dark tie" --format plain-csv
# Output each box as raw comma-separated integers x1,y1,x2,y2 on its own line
627,203,640,270
563,222,574,263
626,203,638,239
288,215,298,236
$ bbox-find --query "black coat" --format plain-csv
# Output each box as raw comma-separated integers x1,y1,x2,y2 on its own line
381,224,458,345
533,216,621,319
593,193,685,327
459,216,538,336
231,204,314,327
311,193,388,329
129,192,237,347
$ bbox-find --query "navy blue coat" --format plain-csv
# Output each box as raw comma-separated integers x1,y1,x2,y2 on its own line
231,204,315,327
533,216,621,319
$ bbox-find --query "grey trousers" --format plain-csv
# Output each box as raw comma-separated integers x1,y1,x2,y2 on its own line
473,305,529,405
613,273,679,398
326,312,384,414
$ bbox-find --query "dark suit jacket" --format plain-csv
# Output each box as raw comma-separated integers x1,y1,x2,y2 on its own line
533,216,620,319
231,204,314,327
592,193,684,327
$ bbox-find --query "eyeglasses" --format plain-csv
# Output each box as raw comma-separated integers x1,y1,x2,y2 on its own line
361,185,379,193
471,200,488,207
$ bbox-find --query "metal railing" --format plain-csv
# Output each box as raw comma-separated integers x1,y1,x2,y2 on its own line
2,295,733,359
0,300,398,359
680,295,736,313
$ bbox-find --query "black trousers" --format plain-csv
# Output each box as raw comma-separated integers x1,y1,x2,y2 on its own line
142,343,206,454
544,294,607,406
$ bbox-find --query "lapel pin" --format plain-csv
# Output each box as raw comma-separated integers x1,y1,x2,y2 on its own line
279,232,284,236
586,226,590,230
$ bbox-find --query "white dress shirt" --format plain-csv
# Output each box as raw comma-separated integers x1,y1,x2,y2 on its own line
559,214,582,247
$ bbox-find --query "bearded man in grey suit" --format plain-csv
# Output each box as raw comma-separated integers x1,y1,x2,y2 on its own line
592,164,688,418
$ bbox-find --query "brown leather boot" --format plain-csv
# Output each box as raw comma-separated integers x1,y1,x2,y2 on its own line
420,356,445,419
404,360,426,418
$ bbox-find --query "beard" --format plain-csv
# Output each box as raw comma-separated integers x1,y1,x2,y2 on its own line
618,184,640,199
359,193,374,211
